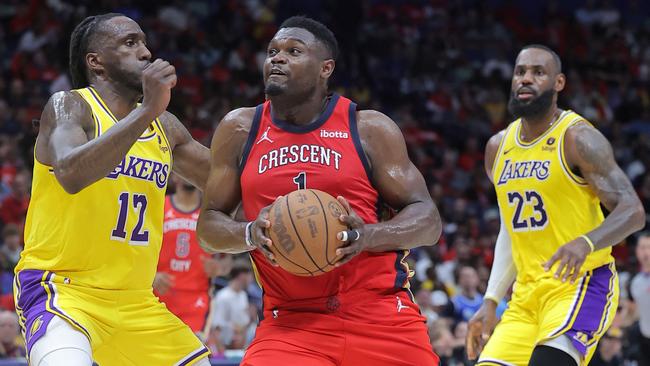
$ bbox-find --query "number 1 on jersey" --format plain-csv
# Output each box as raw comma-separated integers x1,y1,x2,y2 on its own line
293,172,307,189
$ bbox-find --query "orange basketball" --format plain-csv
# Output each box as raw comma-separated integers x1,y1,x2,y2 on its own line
266,189,348,276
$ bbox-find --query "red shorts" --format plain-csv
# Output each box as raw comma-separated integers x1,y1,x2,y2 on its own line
241,290,439,366
159,290,209,332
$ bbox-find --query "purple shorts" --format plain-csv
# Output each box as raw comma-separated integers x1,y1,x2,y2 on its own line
14,270,91,356
551,263,619,355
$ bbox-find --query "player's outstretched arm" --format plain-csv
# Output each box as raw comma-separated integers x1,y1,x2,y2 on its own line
196,108,277,264
334,110,441,264
544,122,646,282
159,111,209,190
39,59,177,194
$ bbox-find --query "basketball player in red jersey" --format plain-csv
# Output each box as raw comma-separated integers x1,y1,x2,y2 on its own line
155,174,226,337
197,16,442,366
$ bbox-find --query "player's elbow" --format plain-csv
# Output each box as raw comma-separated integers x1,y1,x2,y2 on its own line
197,214,229,253
430,219,443,245
421,200,442,246
53,168,84,194
629,201,646,232
196,218,216,251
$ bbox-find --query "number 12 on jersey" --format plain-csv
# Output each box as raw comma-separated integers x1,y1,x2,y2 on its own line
111,192,149,245
507,190,548,231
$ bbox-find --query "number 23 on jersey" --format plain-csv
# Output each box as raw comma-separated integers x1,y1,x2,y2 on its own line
507,190,548,231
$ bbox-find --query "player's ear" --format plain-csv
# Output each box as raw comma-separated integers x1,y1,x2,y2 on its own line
321,59,335,80
86,52,105,79
555,73,566,93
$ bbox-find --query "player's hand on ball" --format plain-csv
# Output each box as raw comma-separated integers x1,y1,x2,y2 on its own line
251,197,281,266
543,237,591,283
466,299,499,360
335,196,367,266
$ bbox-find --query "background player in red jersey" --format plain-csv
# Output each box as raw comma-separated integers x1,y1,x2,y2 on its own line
197,16,442,366
155,174,229,338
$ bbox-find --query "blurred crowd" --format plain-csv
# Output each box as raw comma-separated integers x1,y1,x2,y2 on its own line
0,0,649,364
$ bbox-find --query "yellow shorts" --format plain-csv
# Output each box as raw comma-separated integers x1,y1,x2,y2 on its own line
14,269,209,365
477,262,618,366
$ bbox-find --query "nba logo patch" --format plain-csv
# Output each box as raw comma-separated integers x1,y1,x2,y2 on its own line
546,137,556,145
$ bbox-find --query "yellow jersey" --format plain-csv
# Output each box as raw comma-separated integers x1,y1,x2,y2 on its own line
492,110,612,283
17,87,173,290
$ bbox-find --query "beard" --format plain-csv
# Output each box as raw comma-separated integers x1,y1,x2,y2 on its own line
106,63,144,94
265,81,318,104
508,88,555,120
264,82,286,96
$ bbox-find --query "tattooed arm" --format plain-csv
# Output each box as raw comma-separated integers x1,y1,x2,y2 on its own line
566,122,645,248
543,122,645,282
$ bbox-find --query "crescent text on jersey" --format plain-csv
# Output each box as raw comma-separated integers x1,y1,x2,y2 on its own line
163,218,198,233
497,159,551,186
106,155,170,189
258,144,343,174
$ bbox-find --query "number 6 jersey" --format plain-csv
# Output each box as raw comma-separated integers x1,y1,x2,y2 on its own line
492,110,612,283
17,87,172,290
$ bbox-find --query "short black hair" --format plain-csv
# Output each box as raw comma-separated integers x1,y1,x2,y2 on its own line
69,13,124,88
279,16,338,60
521,44,562,74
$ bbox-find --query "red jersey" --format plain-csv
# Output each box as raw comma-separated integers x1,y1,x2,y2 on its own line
157,195,209,295
240,94,413,312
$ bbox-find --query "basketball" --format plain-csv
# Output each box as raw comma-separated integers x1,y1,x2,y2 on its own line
266,189,348,276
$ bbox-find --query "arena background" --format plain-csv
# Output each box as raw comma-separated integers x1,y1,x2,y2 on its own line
0,0,649,365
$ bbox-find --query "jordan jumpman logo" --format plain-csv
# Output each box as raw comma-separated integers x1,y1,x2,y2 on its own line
257,126,274,144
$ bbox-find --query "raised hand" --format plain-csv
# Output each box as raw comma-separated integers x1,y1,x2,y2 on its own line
141,58,177,119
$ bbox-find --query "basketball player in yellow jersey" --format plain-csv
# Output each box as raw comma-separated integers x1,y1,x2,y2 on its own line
466,45,645,366
13,13,212,366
